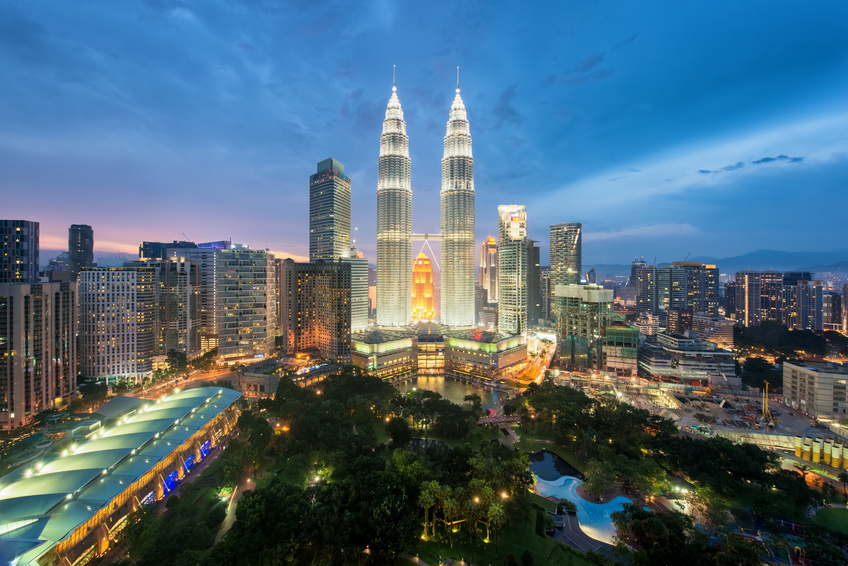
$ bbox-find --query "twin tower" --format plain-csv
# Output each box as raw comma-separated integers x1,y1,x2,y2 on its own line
376,77,475,328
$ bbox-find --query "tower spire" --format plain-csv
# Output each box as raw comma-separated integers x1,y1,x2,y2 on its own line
456,66,460,93
393,65,396,92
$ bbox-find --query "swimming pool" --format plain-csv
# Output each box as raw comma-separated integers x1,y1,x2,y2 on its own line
535,475,631,544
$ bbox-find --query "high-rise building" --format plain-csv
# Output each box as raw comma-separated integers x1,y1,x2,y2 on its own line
734,271,783,327
0,282,76,430
635,264,657,314
784,362,848,420
479,236,498,302
672,261,719,316
0,220,39,284
310,158,352,262
550,223,582,288
540,270,553,320
342,249,369,332
412,252,436,323
440,84,475,327
556,284,613,370
280,259,351,364
146,259,201,359
724,280,737,318
498,205,527,335
168,247,221,352
526,240,541,327
667,307,693,335
376,80,412,327
629,258,648,288
79,267,156,383
140,240,196,261
217,247,276,361
782,277,823,331
823,290,842,330
68,224,94,279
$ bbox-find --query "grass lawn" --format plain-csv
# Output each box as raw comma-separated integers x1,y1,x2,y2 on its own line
405,510,595,566
529,491,558,512
514,438,586,471
816,507,848,535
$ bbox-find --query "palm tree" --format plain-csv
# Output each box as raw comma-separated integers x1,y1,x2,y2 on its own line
487,502,507,555
419,481,438,540
838,471,848,503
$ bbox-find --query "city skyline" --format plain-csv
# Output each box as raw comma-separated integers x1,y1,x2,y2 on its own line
2,1,847,265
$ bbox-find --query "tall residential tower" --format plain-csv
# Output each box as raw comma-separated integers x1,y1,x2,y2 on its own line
376,79,412,327
498,205,527,335
68,224,94,279
440,82,476,327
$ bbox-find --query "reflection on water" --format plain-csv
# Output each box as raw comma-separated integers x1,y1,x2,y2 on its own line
395,375,501,410
529,449,583,480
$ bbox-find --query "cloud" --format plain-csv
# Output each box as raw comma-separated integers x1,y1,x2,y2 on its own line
585,224,697,242
752,154,804,164
697,161,744,174
492,85,524,129
571,53,605,74
612,34,639,50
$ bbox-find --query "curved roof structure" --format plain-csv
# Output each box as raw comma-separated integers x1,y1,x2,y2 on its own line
0,387,241,566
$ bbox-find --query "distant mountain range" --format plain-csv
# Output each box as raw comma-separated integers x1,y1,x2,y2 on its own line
588,249,848,276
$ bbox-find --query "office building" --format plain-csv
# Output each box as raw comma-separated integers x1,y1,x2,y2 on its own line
724,280,737,318
1,220,39,284
342,250,369,332
526,240,541,326
412,252,436,323
734,271,783,327
556,284,613,370
672,261,719,316
782,276,823,331
784,362,848,421
310,158,352,262
217,247,276,361
541,270,553,320
440,84,476,327
629,258,648,288
68,224,94,279
0,282,76,430
376,80,412,327
667,307,693,335
140,240,196,261
692,315,735,349
79,267,156,383
479,236,498,302
280,259,351,364
168,247,221,352
550,223,582,288
638,332,737,387
145,259,201,359
498,205,527,335
604,322,639,376
823,291,842,331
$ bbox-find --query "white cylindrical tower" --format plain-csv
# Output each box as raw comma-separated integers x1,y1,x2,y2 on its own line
376,79,412,327
440,80,475,327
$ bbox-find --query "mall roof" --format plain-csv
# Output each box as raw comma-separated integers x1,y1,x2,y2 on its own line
0,387,241,566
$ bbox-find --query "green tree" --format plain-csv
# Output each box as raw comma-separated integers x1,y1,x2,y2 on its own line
386,416,413,445
166,349,188,375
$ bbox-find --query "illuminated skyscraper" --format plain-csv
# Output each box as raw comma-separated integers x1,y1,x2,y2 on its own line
310,158,351,262
441,81,475,327
68,224,94,280
498,205,527,335
550,223,582,287
412,252,435,322
0,220,39,284
479,236,498,302
376,77,412,327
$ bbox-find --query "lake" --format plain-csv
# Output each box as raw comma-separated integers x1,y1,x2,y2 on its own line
395,375,502,410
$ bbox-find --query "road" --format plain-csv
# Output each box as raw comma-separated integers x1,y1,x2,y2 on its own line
131,368,238,400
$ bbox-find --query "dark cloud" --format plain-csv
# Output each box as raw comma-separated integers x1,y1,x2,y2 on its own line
571,53,605,74
752,154,804,164
612,34,639,50
492,85,524,130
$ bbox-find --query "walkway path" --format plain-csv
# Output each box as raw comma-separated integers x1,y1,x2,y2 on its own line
214,470,252,544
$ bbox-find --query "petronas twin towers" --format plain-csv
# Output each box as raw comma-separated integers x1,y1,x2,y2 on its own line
376,76,475,328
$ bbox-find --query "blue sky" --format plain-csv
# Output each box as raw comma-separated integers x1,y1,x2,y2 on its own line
1,0,846,265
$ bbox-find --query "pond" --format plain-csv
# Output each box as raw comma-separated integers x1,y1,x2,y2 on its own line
395,375,501,410
529,449,582,480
